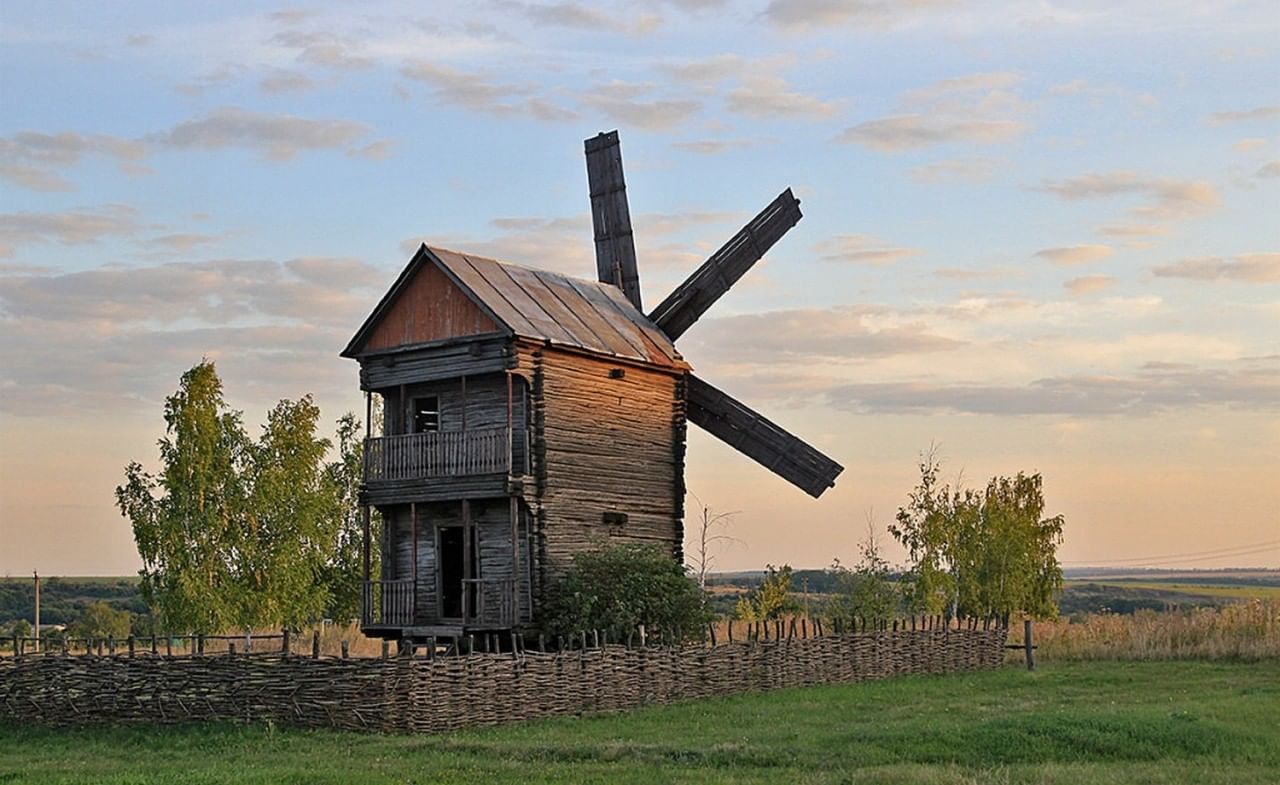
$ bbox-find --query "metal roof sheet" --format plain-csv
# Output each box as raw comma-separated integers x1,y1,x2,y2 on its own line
430,246,687,369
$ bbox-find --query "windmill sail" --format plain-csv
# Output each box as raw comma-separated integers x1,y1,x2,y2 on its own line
686,374,842,498
648,189,802,341
584,131,642,310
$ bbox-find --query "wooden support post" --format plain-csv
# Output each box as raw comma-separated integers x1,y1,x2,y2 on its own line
727,620,734,643
341,640,349,659
197,634,205,656
362,505,371,583
312,630,321,659
228,642,236,658
165,636,172,657
127,636,135,657
1024,619,1036,671
12,635,20,660
381,640,389,660
33,570,40,653
411,502,419,624
638,624,646,647
282,629,291,657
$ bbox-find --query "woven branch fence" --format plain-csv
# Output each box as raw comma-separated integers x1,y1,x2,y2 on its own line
0,624,1007,734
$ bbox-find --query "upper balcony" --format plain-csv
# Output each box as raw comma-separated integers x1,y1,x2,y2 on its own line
362,426,529,497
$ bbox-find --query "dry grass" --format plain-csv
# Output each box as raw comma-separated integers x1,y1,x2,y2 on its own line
1011,600,1280,662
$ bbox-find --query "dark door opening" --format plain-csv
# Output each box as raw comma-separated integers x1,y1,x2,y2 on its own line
438,526,477,620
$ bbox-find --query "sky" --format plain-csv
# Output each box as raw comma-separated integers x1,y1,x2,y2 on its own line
1,1,1278,577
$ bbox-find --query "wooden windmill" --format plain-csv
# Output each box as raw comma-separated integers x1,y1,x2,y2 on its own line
343,130,842,640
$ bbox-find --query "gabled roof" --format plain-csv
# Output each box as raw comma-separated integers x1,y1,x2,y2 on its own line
343,245,688,369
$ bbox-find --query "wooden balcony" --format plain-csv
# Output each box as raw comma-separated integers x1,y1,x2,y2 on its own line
363,426,521,482
359,578,517,632
361,579,416,628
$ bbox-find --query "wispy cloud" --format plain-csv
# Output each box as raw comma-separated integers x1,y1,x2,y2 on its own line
1153,253,1280,283
1036,171,1220,221
0,205,142,257
1064,275,1116,295
1208,105,1280,125
578,81,700,131
150,107,382,161
401,60,577,122
725,75,839,120
495,1,662,35
838,71,1030,151
1034,244,1113,265
0,132,149,192
814,234,922,265
909,157,998,184
763,0,962,31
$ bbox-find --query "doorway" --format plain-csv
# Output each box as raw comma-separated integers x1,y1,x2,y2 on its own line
438,526,477,620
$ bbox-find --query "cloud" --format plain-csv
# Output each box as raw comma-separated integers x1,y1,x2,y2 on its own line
1098,224,1169,238
1036,171,1220,221
814,235,922,265
272,30,373,70
671,139,758,155
1034,244,1113,265
657,54,745,85
1233,138,1268,152
0,256,385,328
1208,105,1280,125
1152,253,1280,284
1256,160,1280,179
400,61,577,122
579,81,700,131
909,157,998,184
838,71,1030,152
725,75,838,120
151,107,380,161
826,360,1280,416
0,131,149,192
496,1,662,34
763,0,960,30
839,116,1025,151
0,205,141,256
402,215,594,276
258,69,315,94
684,305,963,364
1064,275,1115,295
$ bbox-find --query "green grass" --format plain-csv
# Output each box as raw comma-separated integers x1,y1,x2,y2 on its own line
2,661,1278,784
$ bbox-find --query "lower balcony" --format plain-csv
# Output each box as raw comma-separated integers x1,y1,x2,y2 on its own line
360,577,518,635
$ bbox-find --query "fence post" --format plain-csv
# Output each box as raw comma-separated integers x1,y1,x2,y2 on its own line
1024,619,1035,671
637,625,646,648
381,640,389,660
312,630,321,659
341,640,349,659
282,629,291,657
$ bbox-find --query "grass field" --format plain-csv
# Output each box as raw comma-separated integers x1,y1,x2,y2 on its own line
1065,580,1280,601
2,660,1277,784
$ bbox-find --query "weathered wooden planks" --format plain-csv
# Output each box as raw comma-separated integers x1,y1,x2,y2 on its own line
647,189,802,340
685,373,842,498
585,130,643,310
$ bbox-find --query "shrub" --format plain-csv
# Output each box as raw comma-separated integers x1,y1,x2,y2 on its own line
734,564,797,621
540,543,711,644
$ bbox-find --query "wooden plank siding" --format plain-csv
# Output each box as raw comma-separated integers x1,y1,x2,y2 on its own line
361,259,499,353
526,345,686,585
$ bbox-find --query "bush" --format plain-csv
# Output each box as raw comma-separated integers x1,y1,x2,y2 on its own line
540,543,711,644
734,564,797,621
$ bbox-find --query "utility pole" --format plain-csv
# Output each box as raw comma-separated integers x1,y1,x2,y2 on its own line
33,570,40,653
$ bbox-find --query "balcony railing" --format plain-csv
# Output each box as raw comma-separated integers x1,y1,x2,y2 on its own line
361,579,416,627
364,426,516,482
462,578,517,629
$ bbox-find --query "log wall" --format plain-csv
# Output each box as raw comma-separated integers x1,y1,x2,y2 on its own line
0,627,1007,734
527,346,685,578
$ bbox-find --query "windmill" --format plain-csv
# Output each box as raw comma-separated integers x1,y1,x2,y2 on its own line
584,130,842,498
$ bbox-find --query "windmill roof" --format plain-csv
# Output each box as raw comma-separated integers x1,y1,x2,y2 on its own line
343,244,688,369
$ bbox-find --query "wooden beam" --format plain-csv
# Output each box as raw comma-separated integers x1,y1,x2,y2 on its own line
585,130,642,310
685,373,842,498
647,189,802,340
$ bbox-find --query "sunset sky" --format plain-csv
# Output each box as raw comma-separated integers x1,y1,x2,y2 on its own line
2,1,1277,577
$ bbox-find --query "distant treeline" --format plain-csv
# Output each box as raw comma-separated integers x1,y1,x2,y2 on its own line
0,578,144,627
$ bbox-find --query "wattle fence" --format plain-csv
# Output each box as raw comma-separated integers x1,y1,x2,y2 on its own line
0,622,1007,734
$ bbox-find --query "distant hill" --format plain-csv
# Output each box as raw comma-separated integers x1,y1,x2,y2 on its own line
0,576,143,627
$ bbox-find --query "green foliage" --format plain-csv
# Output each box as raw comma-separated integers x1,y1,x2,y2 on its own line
889,452,1065,620
734,564,797,621
11,619,31,639
314,413,377,622
66,601,132,640
116,360,368,633
825,523,900,627
540,543,711,643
